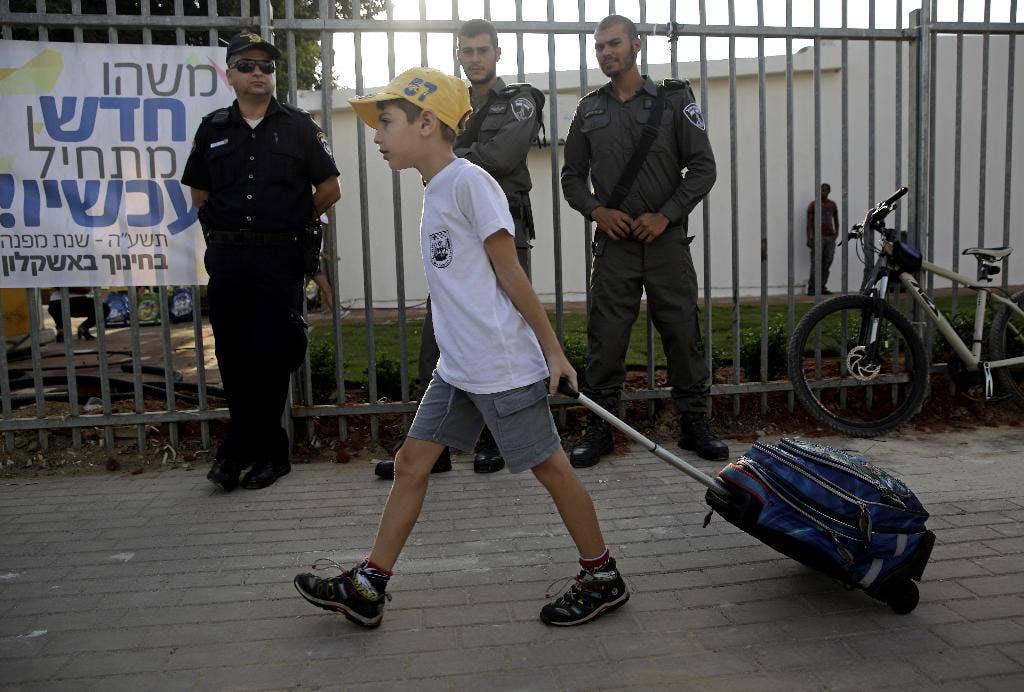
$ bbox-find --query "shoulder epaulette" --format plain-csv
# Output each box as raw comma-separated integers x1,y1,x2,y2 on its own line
580,87,603,102
280,102,313,119
500,82,545,112
204,107,232,128
661,78,691,91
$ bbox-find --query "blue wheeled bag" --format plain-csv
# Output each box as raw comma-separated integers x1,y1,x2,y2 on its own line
705,438,935,613
554,379,933,614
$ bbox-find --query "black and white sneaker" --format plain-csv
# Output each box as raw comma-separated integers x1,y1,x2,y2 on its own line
540,558,629,626
293,559,391,628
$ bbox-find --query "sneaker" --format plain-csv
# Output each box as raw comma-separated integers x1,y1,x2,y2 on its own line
293,559,391,628
678,412,729,461
540,558,629,626
374,446,452,480
569,418,613,468
473,428,505,473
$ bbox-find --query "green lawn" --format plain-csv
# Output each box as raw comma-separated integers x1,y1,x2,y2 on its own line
308,291,975,392
309,302,820,387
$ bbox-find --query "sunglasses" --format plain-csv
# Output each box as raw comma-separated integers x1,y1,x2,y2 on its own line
230,59,276,74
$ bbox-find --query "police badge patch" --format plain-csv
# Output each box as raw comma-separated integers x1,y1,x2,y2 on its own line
316,131,334,158
511,96,535,122
429,229,453,268
683,102,706,131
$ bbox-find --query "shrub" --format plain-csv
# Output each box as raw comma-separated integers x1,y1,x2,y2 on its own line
739,317,790,381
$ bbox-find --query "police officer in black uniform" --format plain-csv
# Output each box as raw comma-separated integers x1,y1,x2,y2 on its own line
561,15,728,467
374,18,544,480
182,32,340,491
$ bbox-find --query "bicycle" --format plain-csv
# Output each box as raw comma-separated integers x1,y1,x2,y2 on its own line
787,186,1024,437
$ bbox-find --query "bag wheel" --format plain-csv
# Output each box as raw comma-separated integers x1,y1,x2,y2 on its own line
883,579,919,614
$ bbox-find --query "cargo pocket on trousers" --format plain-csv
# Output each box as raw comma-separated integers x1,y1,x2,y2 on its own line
492,381,550,452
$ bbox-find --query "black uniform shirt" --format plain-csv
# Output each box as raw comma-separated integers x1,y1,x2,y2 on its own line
182,97,339,232
561,76,716,227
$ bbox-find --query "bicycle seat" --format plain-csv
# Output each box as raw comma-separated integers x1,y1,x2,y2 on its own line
963,246,1013,261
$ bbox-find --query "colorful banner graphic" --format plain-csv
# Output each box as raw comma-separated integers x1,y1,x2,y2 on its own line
0,41,231,287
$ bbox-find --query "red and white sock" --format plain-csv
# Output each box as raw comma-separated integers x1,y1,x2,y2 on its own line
579,547,611,571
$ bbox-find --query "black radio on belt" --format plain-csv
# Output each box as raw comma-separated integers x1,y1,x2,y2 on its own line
300,218,323,275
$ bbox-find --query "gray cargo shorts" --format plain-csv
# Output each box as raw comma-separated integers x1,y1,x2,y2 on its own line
408,373,561,473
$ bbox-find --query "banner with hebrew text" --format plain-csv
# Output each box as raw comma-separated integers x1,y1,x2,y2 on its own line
0,40,229,287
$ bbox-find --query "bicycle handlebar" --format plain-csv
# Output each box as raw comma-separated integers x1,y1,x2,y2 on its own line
882,186,909,207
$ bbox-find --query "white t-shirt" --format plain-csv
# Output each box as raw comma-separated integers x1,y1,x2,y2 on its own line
421,158,549,394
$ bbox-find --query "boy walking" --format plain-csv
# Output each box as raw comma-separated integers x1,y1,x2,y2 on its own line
293,67,629,628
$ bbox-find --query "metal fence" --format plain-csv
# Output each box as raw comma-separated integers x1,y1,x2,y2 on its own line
1,0,1021,451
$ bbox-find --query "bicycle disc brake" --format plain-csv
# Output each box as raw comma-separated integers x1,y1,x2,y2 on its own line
847,345,882,381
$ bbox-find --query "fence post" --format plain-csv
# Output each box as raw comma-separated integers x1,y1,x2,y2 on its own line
908,7,931,252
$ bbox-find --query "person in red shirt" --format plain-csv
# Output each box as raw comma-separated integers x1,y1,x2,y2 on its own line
806,182,840,295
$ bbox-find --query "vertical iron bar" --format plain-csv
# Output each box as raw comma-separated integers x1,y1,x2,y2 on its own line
547,0,565,345
191,284,211,450
579,0,593,314
125,289,147,452
757,0,768,412
386,2,410,416
698,0,712,416
156,285,179,448
26,288,47,450
56,289,82,448
0,291,12,451
786,0,795,412
91,292,114,451
353,27,378,441
951,0,965,319
728,0,739,416
978,0,991,248
1002,0,1017,290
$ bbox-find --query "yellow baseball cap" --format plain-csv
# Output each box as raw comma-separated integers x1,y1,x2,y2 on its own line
349,66,471,133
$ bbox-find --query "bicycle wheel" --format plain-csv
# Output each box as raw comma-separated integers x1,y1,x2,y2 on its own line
988,290,1024,410
788,294,929,437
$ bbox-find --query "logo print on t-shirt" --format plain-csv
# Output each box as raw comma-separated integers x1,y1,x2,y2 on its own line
429,229,453,268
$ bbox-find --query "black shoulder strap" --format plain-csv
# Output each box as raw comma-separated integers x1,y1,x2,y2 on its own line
456,90,496,147
604,87,666,211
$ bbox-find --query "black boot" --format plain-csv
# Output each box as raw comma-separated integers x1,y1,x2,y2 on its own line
473,427,504,473
569,418,613,469
678,412,729,461
374,446,452,480
207,451,240,492
241,460,291,489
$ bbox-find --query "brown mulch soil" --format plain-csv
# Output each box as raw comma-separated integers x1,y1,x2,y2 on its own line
1,369,1020,480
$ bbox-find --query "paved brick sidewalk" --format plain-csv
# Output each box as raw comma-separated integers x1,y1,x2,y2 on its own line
1,427,1023,690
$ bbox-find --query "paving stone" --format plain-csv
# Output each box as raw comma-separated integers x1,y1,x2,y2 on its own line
0,427,1022,690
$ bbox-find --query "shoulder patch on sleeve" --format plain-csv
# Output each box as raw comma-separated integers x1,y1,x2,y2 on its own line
510,96,536,122
315,131,334,158
682,102,706,131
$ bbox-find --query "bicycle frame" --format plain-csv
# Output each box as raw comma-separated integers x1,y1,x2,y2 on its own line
861,253,1024,374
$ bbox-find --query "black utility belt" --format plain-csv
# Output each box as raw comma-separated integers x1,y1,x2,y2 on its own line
206,229,299,247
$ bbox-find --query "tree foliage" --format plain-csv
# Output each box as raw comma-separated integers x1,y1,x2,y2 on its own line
8,0,389,99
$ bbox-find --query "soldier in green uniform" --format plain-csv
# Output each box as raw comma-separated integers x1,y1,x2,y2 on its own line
375,18,544,479
560,14,728,467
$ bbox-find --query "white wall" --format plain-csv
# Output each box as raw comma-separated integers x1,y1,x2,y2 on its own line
301,35,1024,308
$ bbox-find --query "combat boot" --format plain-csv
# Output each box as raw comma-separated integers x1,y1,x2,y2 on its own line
678,412,729,461
569,418,613,468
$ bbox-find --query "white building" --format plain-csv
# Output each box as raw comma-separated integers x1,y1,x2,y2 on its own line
301,35,1023,307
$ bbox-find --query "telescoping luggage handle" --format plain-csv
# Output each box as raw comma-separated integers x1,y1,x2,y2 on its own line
557,377,719,491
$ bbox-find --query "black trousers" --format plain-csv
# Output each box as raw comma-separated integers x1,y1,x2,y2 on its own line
205,244,307,471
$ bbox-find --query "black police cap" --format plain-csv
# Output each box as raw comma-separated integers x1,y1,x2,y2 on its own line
226,32,282,61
